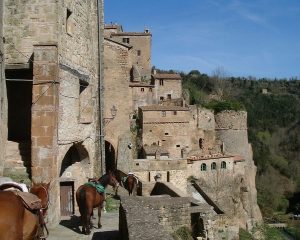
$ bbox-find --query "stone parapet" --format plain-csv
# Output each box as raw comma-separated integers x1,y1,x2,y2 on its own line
215,110,247,130
119,196,191,240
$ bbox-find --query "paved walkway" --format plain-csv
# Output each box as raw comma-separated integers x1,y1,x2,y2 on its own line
47,211,120,240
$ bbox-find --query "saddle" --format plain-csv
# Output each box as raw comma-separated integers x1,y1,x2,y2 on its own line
16,191,42,211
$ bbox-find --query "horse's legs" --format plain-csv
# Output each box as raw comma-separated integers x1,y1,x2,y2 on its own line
98,204,103,228
84,208,92,235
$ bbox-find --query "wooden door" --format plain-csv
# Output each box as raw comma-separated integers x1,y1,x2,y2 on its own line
60,181,74,216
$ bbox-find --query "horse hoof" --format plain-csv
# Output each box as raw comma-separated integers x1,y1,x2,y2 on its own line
98,224,102,229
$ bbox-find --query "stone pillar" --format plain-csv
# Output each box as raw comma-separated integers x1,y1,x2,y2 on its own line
31,44,59,224
31,44,58,183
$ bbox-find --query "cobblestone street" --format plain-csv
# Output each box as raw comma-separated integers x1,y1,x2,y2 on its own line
47,211,120,240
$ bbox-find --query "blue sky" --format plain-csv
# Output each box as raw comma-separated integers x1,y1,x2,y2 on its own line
105,0,300,79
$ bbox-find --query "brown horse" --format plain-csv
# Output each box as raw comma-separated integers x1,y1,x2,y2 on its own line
123,173,139,196
76,171,119,235
0,182,50,240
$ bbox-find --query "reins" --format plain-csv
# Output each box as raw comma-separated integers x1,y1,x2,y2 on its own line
33,185,50,240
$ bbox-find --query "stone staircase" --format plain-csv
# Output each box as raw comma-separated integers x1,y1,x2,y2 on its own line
3,141,31,183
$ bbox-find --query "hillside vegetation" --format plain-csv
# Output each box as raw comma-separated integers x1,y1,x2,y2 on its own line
179,69,300,218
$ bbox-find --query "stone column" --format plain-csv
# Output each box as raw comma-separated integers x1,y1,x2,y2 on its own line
31,44,58,183
31,44,59,224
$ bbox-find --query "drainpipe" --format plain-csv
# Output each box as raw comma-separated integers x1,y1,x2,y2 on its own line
97,0,105,175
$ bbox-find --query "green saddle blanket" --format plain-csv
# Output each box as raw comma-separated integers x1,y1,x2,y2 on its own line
85,182,105,193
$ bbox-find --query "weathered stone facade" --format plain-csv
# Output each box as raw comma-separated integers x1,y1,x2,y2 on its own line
119,196,191,240
1,0,104,225
0,2,7,175
152,73,183,101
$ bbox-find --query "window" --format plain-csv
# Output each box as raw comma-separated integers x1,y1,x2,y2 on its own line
160,96,164,101
167,94,171,99
201,163,207,171
79,80,92,123
221,161,226,169
122,38,130,44
66,9,74,36
162,111,166,117
137,50,141,56
211,162,217,170
164,132,169,135
159,79,164,86
173,111,177,115
176,145,180,148
141,88,144,92
199,138,204,149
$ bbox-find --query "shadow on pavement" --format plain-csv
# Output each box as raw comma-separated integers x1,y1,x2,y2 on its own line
59,215,82,234
92,230,120,240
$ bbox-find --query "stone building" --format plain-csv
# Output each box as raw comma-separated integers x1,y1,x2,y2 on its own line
105,24,152,82
1,0,104,225
152,73,183,102
103,24,155,173
139,105,190,159
103,37,132,172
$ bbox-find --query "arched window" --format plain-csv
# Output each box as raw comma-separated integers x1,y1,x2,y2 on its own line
199,138,204,149
200,163,207,171
221,161,226,169
211,162,217,170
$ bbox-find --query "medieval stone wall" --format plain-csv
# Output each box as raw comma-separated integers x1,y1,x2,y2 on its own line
4,0,58,64
142,122,191,158
214,111,262,228
0,2,7,174
103,39,132,150
142,108,189,123
111,33,151,72
130,85,155,110
132,159,187,192
2,0,103,225
154,79,182,101
119,196,191,240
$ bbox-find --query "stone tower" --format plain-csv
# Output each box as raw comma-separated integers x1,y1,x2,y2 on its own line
215,110,262,228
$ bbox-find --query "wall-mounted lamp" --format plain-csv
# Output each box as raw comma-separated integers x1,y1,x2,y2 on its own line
104,105,117,126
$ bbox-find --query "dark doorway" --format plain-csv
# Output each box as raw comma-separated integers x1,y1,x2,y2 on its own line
60,181,74,216
6,69,33,141
105,141,116,172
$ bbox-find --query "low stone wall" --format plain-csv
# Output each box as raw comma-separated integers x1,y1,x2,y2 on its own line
119,196,191,240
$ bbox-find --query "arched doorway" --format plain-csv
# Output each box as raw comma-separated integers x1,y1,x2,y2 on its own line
105,141,116,172
59,143,90,216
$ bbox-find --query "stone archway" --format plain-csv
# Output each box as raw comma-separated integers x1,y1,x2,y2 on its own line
59,143,90,216
105,141,116,172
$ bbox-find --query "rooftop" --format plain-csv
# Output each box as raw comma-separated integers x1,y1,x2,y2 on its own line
139,105,189,111
143,145,169,155
153,73,182,80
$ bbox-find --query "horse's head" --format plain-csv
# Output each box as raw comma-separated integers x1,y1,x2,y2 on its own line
107,171,119,193
30,182,50,215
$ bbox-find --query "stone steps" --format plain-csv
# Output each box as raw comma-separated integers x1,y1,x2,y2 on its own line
4,141,30,182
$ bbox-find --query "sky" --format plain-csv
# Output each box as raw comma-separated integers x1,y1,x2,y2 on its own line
104,0,300,79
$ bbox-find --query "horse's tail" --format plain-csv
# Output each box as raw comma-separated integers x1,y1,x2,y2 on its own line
78,187,87,217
